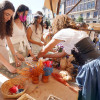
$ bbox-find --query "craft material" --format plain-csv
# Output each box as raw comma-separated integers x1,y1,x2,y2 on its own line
47,94,62,100
17,93,36,100
52,73,78,93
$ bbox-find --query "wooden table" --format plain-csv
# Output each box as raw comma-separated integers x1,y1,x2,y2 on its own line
0,58,78,100
26,76,78,100
0,75,78,100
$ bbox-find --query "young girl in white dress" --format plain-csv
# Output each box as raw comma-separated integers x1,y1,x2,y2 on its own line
10,5,34,62
0,1,21,73
27,11,44,55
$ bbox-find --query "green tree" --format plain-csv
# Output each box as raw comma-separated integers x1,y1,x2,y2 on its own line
76,16,83,22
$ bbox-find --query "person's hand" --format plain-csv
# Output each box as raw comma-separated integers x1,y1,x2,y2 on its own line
33,56,38,61
30,54,34,57
28,50,34,57
8,66,17,73
43,55,47,59
15,58,22,67
44,41,47,45
16,53,25,61
38,42,44,46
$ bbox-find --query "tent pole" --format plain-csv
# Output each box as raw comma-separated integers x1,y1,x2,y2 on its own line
57,0,61,15
66,0,82,15
50,0,54,18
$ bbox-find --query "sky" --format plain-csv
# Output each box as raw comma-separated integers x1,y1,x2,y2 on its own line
0,0,45,13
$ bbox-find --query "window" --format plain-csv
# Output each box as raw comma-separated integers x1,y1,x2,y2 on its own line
71,15,74,18
77,5,80,11
72,0,74,5
66,8,68,13
87,2,91,9
93,11,98,18
80,4,82,11
70,0,72,5
74,0,77,4
82,0,84,2
93,21,96,23
67,0,70,6
79,4,81,11
91,1,95,9
84,3,87,10
66,7,71,13
72,6,77,12
72,8,74,12
74,6,77,12
86,21,90,23
59,12,61,15
87,12,90,18
60,5,62,9
80,14,83,17
68,7,71,12
80,4,84,11
69,0,71,6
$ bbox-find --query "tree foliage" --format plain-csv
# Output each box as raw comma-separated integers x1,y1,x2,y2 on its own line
76,16,83,22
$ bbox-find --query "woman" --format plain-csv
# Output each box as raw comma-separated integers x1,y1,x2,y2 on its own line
80,22,95,41
33,14,100,100
27,11,44,55
0,1,21,73
43,21,52,44
43,21,49,40
10,4,34,62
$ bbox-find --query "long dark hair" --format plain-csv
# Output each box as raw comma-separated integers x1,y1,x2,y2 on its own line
43,21,49,29
0,0,15,39
14,4,29,28
33,11,43,34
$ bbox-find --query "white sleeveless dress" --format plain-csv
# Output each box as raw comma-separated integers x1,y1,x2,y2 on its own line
29,24,42,55
9,22,31,62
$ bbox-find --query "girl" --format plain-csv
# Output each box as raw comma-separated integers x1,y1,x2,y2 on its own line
43,21,51,44
27,11,44,55
10,4,34,62
0,1,21,73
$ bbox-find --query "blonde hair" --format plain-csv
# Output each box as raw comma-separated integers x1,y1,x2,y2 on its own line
52,14,78,34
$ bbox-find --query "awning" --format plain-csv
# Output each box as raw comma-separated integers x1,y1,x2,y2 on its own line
44,0,59,13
